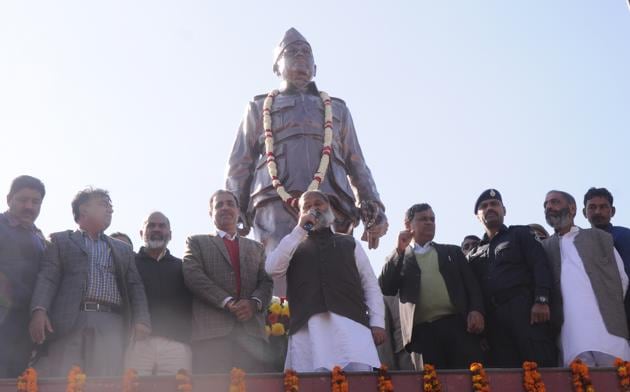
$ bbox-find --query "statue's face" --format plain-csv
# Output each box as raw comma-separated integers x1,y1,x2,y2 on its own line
276,41,315,86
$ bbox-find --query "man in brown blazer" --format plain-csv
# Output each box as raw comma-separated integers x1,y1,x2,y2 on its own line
183,189,273,373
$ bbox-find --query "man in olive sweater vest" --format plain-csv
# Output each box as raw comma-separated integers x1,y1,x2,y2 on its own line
266,190,385,372
542,190,630,366
379,203,485,369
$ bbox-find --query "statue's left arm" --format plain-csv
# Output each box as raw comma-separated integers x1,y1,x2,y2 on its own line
338,102,388,247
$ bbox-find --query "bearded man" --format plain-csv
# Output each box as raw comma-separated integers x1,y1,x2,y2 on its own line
124,211,192,375
542,190,630,366
226,28,387,295
266,190,385,372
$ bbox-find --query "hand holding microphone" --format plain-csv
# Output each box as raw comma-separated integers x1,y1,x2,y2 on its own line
299,209,321,232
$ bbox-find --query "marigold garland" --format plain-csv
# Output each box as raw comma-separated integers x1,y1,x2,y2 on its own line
569,359,595,392
422,364,442,392
469,362,490,392
615,358,630,392
377,365,394,392
522,361,546,392
175,369,193,392
65,366,86,392
16,367,38,392
121,368,139,392
229,367,246,392
331,366,348,392
262,89,334,209
283,369,299,392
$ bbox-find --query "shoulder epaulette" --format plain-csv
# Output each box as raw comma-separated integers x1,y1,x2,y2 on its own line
331,96,346,105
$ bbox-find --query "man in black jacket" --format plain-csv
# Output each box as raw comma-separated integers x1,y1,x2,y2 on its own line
467,189,556,367
379,203,484,369
124,211,192,375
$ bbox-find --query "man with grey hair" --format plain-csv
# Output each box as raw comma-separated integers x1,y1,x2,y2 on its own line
542,190,630,366
125,212,192,375
226,27,388,295
266,190,385,372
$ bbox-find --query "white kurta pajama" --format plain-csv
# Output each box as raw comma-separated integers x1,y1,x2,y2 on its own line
559,226,630,366
266,226,384,372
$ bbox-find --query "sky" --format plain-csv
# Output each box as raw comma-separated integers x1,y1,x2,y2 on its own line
1,1,629,272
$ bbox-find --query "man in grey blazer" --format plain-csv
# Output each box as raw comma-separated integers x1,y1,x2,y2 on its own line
542,190,630,366
29,188,151,376
183,189,273,373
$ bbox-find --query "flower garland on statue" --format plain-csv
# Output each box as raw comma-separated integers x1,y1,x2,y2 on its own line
122,369,139,392
469,362,491,392
569,359,595,392
522,361,546,392
262,89,334,209
16,368,38,392
422,364,442,392
331,366,349,392
229,368,246,392
65,366,86,392
175,369,193,392
377,365,394,392
615,357,630,392
283,369,299,392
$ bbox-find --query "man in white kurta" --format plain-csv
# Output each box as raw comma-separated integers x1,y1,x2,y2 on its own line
266,190,385,372
544,190,630,367
558,226,630,366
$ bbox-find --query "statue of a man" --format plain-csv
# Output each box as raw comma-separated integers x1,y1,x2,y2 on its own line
226,28,387,294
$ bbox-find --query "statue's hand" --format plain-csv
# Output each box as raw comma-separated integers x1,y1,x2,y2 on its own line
237,212,251,237
359,201,388,249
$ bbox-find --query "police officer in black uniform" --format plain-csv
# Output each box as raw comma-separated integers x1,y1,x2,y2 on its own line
467,189,557,367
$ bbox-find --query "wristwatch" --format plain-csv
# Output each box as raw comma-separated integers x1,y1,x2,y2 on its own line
534,295,549,305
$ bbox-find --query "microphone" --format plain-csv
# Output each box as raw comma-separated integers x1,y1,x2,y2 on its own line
303,210,321,232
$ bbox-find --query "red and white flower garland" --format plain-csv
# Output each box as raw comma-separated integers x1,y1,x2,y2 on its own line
262,89,333,208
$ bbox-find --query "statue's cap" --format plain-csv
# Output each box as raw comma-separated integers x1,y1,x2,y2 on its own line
273,27,311,74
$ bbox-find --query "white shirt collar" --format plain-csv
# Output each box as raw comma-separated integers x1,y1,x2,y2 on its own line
217,229,237,241
412,241,434,255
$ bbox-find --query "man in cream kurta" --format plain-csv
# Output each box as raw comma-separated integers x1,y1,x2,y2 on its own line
266,191,385,372
543,190,630,366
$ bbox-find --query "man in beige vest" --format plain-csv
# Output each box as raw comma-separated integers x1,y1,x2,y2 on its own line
542,190,630,366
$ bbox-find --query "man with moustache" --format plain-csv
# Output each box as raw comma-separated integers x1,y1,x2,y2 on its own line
542,190,630,366
583,187,630,274
226,28,388,295
467,189,556,367
266,190,385,372
183,190,272,373
125,212,192,375
29,188,151,376
0,175,47,377
380,203,484,369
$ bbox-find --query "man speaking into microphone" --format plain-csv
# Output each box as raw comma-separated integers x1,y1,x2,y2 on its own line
266,190,385,372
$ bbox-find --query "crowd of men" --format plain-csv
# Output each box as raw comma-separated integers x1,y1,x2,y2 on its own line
2,174,630,378
2,27,630,379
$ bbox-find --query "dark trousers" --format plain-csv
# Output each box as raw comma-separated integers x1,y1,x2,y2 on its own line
0,310,32,378
192,325,268,374
486,293,557,368
409,314,483,369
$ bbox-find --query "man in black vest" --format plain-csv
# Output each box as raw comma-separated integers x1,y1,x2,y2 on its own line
266,190,385,372
380,203,485,369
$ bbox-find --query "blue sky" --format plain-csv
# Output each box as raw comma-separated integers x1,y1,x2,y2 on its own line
1,1,629,271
